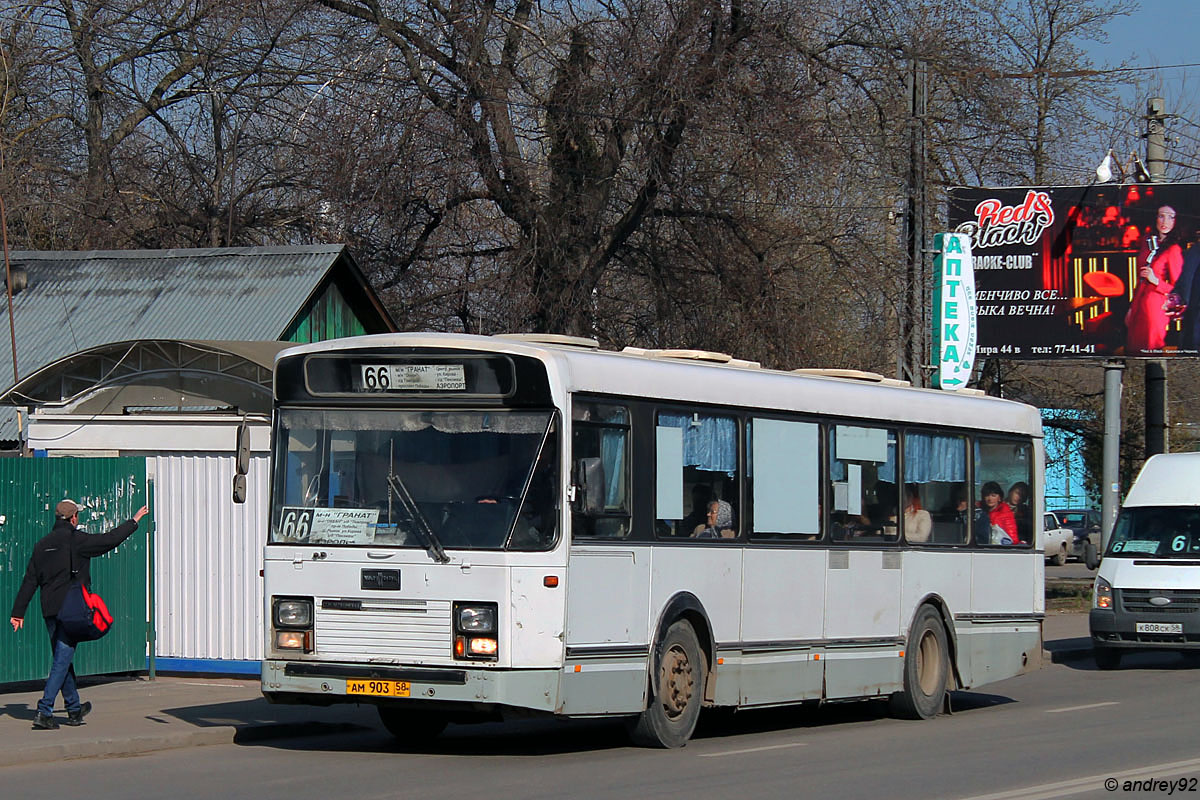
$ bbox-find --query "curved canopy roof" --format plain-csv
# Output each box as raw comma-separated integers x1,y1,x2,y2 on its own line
0,339,288,418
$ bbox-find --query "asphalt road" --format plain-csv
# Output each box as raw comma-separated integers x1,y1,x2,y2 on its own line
1046,560,1098,582
4,649,1197,800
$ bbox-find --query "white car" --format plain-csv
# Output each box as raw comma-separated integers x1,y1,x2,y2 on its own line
1043,511,1073,566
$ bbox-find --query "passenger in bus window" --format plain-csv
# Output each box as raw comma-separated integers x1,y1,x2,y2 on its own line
902,483,932,543
693,500,736,539
945,485,984,543
981,481,1018,545
1007,481,1032,546
681,485,714,536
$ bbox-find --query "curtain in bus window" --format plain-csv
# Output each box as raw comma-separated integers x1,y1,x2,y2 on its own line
657,413,737,475
600,428,626,509
904,433,967,481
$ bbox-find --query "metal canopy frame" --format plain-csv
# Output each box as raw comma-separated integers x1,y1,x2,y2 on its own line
0,339,286,415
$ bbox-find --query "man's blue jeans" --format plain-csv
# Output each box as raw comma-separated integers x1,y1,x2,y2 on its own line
38,617,80,717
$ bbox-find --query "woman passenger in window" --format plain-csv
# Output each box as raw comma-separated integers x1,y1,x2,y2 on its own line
981,481,1018,545
693,500,736,539
902,483,932,542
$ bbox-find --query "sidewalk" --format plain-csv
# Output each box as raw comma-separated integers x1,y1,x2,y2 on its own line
0,673,375,768
0,613,1094,768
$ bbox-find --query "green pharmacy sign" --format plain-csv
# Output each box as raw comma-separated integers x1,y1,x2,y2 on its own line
932,232,978,390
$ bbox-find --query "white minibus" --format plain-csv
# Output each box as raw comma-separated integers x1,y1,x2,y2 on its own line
1091,452,1200,668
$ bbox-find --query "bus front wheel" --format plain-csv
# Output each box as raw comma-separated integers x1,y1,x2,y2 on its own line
890,605,949,720
377,706,448,745
628,620,706,748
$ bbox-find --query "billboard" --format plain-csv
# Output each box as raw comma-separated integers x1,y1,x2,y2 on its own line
948,184,1200,358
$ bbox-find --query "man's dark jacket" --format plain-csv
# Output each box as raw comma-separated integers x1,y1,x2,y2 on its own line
10,517,140,620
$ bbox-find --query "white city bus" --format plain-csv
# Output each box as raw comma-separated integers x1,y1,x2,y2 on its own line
260,333,1045,747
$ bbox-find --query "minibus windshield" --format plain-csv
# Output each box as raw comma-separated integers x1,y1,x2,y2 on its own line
1107,506,1200,558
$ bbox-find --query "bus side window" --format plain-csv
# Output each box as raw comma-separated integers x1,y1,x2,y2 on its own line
655,411,740,541
571,401,631,539
828,425,898,544
974,438,1033,547
748,418,821,541
904,432,968,545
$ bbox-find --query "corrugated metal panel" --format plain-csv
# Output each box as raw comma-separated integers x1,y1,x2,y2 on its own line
0,246,347,440
153,453,268,662
0,457,149,683
284,281,368,343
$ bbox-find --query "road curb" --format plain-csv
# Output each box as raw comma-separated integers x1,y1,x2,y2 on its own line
0,727,236,768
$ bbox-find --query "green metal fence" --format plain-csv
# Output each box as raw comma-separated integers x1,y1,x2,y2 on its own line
0,457,150,684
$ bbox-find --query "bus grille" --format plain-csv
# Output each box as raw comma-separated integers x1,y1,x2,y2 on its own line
1119,589,1200,615
314,598,452,663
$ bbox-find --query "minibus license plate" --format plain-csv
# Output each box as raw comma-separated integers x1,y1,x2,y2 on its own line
347,679,411,697
1136,622,1183,634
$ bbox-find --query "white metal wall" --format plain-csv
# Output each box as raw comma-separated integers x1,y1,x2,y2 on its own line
154,453,269,662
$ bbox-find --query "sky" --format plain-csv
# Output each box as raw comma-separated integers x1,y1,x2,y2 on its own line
1086,0,1200,177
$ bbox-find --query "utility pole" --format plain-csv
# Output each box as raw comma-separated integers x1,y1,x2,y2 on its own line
1102,361,1124,553
902,59,928,387
1145,96,1168,458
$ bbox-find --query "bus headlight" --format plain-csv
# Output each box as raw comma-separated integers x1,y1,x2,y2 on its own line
274,597,313,627
455,604,496,633
453,602,498,661
1094,577,1113,610
273,597,314,653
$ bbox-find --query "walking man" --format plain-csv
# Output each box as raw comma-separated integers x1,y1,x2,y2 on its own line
9,499,149,730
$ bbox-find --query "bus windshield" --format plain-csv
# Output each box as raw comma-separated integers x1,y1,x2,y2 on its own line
1107,506,1200,558
270,408,558,551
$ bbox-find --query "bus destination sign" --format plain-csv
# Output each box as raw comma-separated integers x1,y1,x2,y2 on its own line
359,363,467,392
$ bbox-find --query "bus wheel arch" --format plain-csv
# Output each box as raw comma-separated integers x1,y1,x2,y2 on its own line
629,593,714,748
650,593,716,698
889,601,953,720
915,594,962,692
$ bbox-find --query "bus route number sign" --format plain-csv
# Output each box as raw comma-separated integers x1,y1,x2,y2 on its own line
359,363,467,392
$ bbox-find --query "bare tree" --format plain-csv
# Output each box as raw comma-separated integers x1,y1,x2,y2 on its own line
311,0,844,342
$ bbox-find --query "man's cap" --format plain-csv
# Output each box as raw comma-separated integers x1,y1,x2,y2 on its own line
55,499,81,518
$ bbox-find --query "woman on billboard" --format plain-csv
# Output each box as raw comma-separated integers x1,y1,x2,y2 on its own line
1126,205,1185,354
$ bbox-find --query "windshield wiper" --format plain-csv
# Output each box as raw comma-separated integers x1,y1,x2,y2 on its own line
387,474,450,564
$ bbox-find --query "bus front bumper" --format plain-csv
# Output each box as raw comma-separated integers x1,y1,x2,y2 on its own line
261,659,561,714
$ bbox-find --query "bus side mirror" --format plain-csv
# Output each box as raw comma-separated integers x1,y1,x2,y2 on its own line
233,420,251,505
232,473,248,504
572,457,606,516
235,420,251,476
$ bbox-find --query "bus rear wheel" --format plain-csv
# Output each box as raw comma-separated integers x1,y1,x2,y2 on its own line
890,605,949,720
377,706,448,745
628,620,706,748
